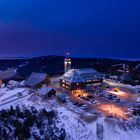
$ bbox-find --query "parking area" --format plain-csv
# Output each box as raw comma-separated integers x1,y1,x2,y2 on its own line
69,90,128,118
68,83,139,119
51,77,139,119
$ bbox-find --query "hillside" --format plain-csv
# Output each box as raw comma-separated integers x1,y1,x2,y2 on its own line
0,56,139,78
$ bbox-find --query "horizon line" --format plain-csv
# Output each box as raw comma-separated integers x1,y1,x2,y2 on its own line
0,55,140,61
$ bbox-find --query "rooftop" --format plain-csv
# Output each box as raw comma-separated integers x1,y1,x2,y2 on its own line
0,69,17,80
24,72,48,87
38,85,53,96
60,68,101,83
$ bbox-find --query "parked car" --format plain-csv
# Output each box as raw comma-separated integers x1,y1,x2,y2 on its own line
112,95,117,98
125,112,133,117
77,102,83,107
113,96,120,102
113,98,120,103
103,94,113,99
90,99,101,105
90,99,97,104
131,104,140,110
96,92,103,97
108,94,114,99
81,96,90,101
92,100,101,105
81,105,88,110
87,95,94,99
127,108,134,112
72,101,79,105
95,101,101,105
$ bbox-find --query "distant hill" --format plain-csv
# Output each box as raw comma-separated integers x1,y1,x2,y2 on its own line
0,55,140,78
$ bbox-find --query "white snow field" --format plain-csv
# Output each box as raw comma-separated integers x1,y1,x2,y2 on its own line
24,95,140,140
0,87,31,109
0,86,140,140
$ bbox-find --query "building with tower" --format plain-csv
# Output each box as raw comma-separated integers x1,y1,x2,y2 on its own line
60,54,103,90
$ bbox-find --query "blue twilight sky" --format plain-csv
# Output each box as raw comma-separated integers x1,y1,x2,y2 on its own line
0,0,140,58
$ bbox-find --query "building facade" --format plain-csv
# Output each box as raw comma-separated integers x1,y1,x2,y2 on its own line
60,68,102,90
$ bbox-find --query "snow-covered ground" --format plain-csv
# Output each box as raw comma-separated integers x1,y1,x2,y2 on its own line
23,95,140,140
57,107,140,140
0,86,140,140
0,87,32,109
104,80,140,90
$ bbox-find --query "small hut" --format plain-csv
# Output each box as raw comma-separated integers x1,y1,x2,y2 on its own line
38,84,56,98
8,80,20,87
57,93,67,103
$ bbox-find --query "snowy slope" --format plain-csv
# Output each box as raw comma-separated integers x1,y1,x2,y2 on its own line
23,95,140,140
0,87,140,140
56,107,140,140
0,87,31,109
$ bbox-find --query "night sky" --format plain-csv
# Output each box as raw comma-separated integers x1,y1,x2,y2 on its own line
0,0,140,58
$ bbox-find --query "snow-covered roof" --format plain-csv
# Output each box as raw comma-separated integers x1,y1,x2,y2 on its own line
0,69,17,80
8,80,20,86
57,93,66,100
38,85,53,96
25,72,48,87
60,68,101,83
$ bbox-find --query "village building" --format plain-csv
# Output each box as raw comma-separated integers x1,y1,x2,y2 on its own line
8,80,20,87
60,68,103,90
0,69,17,82
0,80,3,87
120,73,133,84
24,72,50,88
37,84,56,98
57,93,67,103
110,64,130,75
